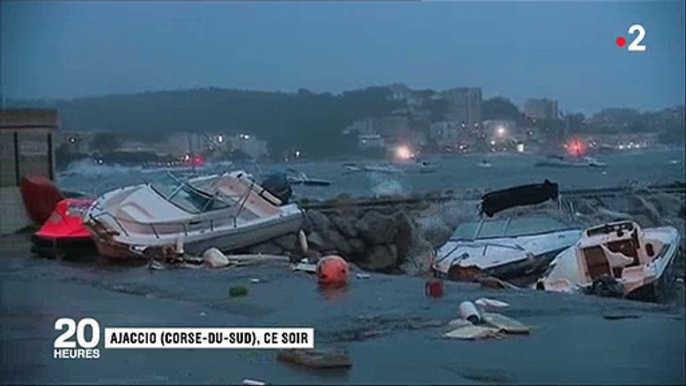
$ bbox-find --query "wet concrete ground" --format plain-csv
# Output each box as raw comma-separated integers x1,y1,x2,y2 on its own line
1,234,684,385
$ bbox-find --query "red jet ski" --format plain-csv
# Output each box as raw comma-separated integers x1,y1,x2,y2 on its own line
31,198,98,259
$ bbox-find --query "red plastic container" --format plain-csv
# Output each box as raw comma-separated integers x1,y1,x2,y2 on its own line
425,278,444,298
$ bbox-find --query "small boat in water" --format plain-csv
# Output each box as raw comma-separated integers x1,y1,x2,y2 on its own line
432,181,582,286
536,220,681,302
362,163,402,174
477,159,492,168
285,169,332,186
534,155,606,168
83,171,304,260
31,198,97,259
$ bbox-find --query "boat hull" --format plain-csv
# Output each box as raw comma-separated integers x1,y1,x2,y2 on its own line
87,210,304,260
31,234,97,259
540,225,681,302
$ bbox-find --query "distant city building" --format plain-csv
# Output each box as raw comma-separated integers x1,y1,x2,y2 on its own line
227,133,269,159
358,134,386,150
343,118,377,135
440,88,483,131
524,98,559,121
580,133,659,150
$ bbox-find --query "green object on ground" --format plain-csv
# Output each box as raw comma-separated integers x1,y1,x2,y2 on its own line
229,286,249,297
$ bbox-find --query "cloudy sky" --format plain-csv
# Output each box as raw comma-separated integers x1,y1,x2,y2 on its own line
2,1,684,113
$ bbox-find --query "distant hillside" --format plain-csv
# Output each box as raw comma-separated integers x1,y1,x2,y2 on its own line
9,87,402,158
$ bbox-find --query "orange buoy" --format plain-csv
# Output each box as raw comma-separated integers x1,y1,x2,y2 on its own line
317,255,349,286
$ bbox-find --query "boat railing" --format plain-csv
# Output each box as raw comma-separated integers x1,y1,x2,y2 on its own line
89,209,241,240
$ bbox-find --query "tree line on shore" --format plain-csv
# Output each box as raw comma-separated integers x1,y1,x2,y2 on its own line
9,86,685,160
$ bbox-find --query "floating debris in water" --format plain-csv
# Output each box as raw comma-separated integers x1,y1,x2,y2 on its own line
229,286,249,298
602,313,642,320
475,298,510,308
356,273,371,279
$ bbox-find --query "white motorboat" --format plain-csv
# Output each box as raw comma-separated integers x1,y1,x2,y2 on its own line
432,181,582,285
536,220,681,301
83,171,304,260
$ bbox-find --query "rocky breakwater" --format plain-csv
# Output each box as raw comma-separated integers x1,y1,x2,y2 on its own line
244,194,477,274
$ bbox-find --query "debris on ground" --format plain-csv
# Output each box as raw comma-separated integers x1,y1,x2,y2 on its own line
425,278,444,298
443,325,504,340
203,247,229,268
229,286,249,298
447,318,473,329
242,378,267,385
292,260,317,273
459,301,481,324
474,298,509,308
277,348,352,370
481,312,531,334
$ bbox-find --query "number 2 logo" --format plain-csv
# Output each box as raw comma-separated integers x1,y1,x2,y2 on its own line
627,24,646,52
54,318,101,349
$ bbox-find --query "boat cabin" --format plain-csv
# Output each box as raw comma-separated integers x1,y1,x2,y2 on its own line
576,221,664,283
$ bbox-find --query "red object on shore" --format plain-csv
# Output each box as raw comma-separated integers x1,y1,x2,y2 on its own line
20,176,65,226
31,198,97,259
425,278,444,298
317,255,349,287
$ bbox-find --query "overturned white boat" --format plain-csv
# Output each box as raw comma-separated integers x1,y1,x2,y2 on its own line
83,171,304,260
536,220,681,301
432,181,582,285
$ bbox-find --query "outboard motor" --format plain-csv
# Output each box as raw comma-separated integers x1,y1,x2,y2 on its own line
261,172,293,205
588,275,624,298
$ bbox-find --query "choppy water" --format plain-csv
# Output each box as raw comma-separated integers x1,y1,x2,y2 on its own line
58,148,686,200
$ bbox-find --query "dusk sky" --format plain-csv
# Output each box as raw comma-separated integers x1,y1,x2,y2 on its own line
1,1,684,114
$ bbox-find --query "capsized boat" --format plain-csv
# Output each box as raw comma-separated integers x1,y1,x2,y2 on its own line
31,198,97,259
536,220,681,302
432,181,582,286
534,155,606,168
82,171,304,260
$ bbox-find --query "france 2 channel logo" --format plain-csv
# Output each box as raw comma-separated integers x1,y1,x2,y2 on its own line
616,24,647,52
53,317,101,360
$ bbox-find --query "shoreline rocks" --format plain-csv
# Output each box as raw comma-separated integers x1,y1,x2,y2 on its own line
241,191,685,276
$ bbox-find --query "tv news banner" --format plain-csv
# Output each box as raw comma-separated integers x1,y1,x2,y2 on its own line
53,318,314,360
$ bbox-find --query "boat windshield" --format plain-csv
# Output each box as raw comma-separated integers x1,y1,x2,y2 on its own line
150,174,233,214
449,215,575,241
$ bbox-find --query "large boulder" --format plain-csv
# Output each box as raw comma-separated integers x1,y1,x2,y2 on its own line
306,210,332,234
363,244,398,271
356,211,396,245
330,215,358,238
392,211,414,264
272,233,299,251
